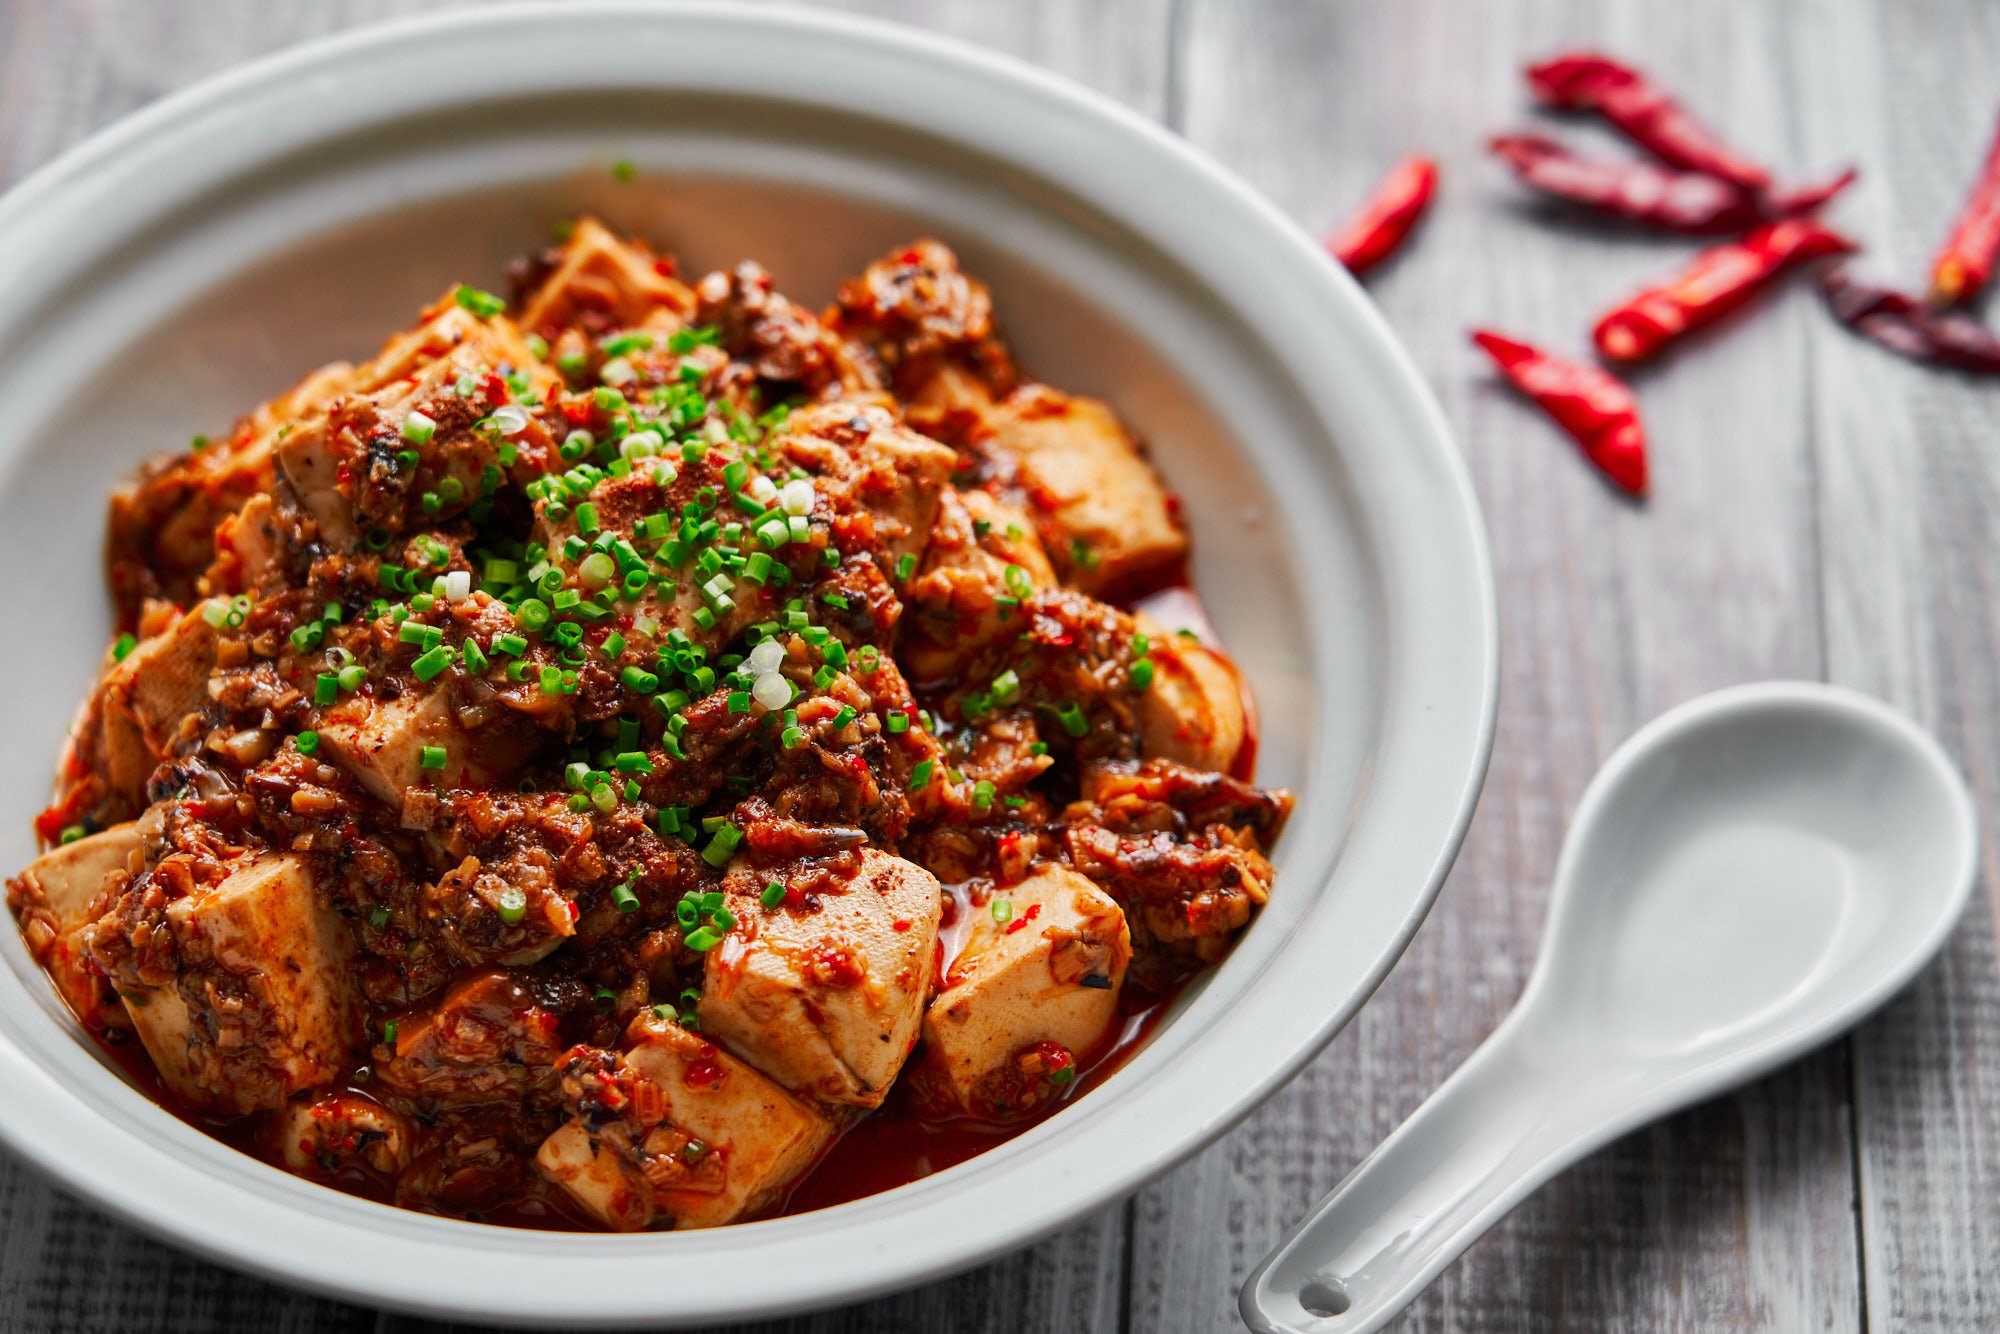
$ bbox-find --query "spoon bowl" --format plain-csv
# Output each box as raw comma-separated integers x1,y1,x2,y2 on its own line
1243,682,1977,1333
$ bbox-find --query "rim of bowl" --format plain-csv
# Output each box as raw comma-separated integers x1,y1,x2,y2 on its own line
0,3,1498,1324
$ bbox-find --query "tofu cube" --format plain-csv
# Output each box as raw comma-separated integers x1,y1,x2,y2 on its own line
275,296,555,544
106,360,350,608
517,217,695,336
315,687,527,808
775,402,958,567
347,300,551,399
92,610,217,799
1133,615,1250,776
535,1121,658,1232
698,849,942,1106
905,487,1057,679
924,866,1131,1115
980,385,1187,596
206,492,284,593
10,823,142,1029
269,411,359,547
123,853,363,1114
536,1015,835,1231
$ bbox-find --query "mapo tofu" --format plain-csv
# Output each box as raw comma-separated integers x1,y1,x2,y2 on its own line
8,222,1290,1231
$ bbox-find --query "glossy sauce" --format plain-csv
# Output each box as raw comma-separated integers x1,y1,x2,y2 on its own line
70,581,1254,1230
781,984,1179,1216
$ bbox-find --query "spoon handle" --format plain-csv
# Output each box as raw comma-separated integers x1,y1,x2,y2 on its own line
1239,1020,1625,1334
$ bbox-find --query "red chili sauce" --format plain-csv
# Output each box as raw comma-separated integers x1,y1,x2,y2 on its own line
75,579,1258,1229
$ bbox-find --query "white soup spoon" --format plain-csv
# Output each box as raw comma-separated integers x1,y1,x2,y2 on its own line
1241,681,1978,1333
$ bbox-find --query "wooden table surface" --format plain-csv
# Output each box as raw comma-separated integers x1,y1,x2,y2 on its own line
4,1,1998,1330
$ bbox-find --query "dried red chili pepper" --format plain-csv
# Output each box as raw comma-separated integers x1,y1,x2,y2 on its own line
1763,167,1860,219
1592,218,1856,363
1490,134,1855,234
1471,330,1648,496
1527,52,1770,192
1821,270,2000,374
1326,156,1439,278
1930,109,2000,306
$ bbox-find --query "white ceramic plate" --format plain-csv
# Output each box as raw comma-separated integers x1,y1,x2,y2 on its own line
0,4,1495,1324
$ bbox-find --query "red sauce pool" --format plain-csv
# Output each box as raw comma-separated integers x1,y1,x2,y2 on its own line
77,976,1187,1230
779,984,1178,1217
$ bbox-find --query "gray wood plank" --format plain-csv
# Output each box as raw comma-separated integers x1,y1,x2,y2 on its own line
7,2,2000,1333
1788,2,2000,1330
1130,3,1862,1331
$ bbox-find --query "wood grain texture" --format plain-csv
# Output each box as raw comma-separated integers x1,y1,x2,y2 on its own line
1,1,1996,1331
1133,3,1859,1331
1788,3,2000,1330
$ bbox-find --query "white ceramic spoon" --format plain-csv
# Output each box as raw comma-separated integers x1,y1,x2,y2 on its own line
1241,682,1977,1334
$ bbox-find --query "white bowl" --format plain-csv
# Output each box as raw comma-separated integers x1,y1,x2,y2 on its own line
0,4,1495,1324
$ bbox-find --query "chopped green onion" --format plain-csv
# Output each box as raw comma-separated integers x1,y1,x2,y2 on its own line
295,730,319,756
611,880,641,914
411,645,456,681
418,745,448,771
602,331,653,357
761,881,786,908
886,710,910,734
495,886,527,925
991,898,1013,925
314,674,339,706
1130,658,1156,690
700,823,742,869
111,633,138,662
453,284,507,318
909,759,934,791
402,411,437,445
666,325,719,354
